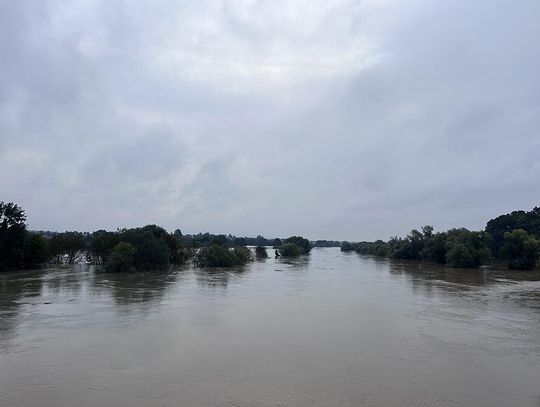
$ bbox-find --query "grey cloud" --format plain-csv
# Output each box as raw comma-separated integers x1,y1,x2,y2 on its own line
1,0,539,240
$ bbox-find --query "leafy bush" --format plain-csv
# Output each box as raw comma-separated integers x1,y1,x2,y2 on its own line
92,226,171,270
49,231,87,264
23,233,49,268
445,243,477,268
445,229,491,268
280,236,311,256
255,245,268,258
340,241,357,252
278,243,301,257
232,246,253,264
105,242,136,272
172,245,196,264
132,232,170,270
486,207,540,257
195,244,252,267
500,229,540,270
421,233,448,263
89,230,120,264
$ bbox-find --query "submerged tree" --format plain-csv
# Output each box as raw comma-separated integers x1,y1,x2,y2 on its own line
89,230,120,264
499,229,540,270
105,242,136,272
445,229,491,268
23,232,49,268
278,243,301,257
255,245,268,258
195,244,252,267
485,207,540,257
278,236,311,257
48,231,87,264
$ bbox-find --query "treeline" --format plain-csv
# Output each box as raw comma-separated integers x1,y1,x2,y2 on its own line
180,233,283,248
341,207,540,270
0,202,313,272
312,240,341,248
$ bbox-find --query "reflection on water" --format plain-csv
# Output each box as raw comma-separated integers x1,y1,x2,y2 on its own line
386,258,490,299
275,254,311,269
91,270,181,305
0,270,44,339
195,266,249,289
1,248,539,407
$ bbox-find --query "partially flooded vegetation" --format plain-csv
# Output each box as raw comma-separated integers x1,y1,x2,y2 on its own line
1,202,313,273
1,202,540,407
341,207,540,271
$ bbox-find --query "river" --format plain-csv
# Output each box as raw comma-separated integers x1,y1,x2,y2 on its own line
1,247,539,406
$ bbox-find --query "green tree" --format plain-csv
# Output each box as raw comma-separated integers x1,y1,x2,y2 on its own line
117,226,171,270
499,229,540,270
390,226,433,260
0,202,28,271
485,207,540,256
281,236,311,255
255,245,268,258
132,232,170,270
232,246,253,264
211,234,228,246
89,230,120,264
105,242,136,272
173,244,196,264
278,243,301,257
445,243,477,268
445,229,491,268
195,244,252,267
23,233,49,268
340,241,357,252
49,232,87,264
421,232,448,263
234,237,247,246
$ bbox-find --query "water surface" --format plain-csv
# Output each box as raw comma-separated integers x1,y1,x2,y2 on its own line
1,248,539,406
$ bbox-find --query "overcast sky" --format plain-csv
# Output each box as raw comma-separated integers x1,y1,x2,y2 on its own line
1,0,539,240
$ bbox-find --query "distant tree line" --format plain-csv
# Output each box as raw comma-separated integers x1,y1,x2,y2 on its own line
341,207,540,270
0,202,313,272
179,233,282,248
311,240,341,248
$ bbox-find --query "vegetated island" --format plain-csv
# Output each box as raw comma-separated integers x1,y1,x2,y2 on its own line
341,207,540,270
0,201,312,272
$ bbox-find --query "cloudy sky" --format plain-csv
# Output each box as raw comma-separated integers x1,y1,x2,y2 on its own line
1,0,539,240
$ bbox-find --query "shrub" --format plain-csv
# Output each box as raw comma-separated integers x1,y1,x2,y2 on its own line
105,242,136,272
278,243,301,257
132,232,170,270
232,246,253,264
195,244,252,267
340,241,356,252
173,245,196,264
421,233,448,263
445,243,477,268
23,233,49,268
281,236,311,255
255,245,268,258
445,229,491,268
500,229,540,270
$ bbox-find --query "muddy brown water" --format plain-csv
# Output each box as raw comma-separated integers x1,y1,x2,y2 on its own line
1,248,539,406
